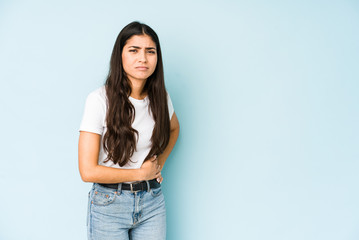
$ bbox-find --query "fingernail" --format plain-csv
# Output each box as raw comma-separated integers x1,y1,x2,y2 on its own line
157,178,160,182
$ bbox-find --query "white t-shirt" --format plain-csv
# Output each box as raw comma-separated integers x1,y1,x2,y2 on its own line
79,86,174,171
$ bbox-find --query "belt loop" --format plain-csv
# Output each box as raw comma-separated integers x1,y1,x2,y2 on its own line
146,180,150,192
117,183,122,195
130,183,134,193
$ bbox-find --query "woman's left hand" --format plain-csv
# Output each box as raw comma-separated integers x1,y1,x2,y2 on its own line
157,173,163,184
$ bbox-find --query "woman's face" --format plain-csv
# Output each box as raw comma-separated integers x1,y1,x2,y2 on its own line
122,34,158,84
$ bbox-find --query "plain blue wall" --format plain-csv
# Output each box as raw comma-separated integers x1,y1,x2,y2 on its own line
0,0,358,239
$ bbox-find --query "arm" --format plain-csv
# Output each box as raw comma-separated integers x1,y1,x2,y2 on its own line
78,131,161,183
157,112,180,170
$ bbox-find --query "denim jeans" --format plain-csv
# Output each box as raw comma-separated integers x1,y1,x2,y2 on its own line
87,183,166,240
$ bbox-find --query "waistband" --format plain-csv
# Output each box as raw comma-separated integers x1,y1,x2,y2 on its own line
98,179,160,192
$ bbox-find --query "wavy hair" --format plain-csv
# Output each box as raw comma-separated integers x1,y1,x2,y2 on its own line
103,21,170,167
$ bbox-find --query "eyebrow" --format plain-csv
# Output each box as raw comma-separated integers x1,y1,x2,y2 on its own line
128,46,156,50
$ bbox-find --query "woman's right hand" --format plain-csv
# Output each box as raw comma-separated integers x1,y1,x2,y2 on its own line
140,155,161,181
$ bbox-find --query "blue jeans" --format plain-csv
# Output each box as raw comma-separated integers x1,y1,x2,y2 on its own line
87,183,166,240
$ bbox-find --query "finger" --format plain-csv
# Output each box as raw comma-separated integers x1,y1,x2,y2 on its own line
156,172,163,183
156,176,163,183
151,155,158,162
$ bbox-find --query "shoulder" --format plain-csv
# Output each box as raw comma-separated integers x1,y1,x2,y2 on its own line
165,91,174,119
88,85,106,99
86,86,107,106
79,86,107,134
166,91,172,100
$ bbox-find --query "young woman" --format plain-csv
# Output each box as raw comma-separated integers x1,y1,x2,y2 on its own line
78,21,180,240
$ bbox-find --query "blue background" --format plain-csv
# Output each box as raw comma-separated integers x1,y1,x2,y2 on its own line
0,0,358,239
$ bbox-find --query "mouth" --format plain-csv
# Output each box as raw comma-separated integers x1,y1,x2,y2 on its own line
135,66,149,70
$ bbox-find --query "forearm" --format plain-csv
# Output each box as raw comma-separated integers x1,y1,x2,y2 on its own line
81,165,144,183
157,127,180,169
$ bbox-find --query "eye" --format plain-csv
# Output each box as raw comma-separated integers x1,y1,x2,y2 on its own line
148,50,156,54
129,49,137,53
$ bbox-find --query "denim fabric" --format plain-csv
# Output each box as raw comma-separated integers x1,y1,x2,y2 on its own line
87,183,166,240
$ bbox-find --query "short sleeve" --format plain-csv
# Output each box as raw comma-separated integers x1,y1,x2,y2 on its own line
167,92,174,119
79,91,106,135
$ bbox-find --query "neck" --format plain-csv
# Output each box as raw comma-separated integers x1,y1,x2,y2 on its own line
129,78,147,100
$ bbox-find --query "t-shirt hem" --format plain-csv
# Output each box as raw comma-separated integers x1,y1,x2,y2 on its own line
79,128,103,135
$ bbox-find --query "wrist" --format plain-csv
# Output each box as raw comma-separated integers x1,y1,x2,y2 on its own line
136,168,145,181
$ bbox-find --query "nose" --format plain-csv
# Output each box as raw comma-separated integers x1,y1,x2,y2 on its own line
138,50,147,63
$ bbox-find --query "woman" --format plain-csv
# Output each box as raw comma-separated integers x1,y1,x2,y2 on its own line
78,21,180,240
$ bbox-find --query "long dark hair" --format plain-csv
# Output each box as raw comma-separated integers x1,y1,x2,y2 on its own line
103,21,170,167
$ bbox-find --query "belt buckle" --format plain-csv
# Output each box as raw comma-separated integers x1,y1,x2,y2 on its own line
145,180,150,192
130,183,135,193
130,181,149,193
130,182,141,193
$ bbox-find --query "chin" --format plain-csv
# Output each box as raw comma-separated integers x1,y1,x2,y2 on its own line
136,74,151,80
